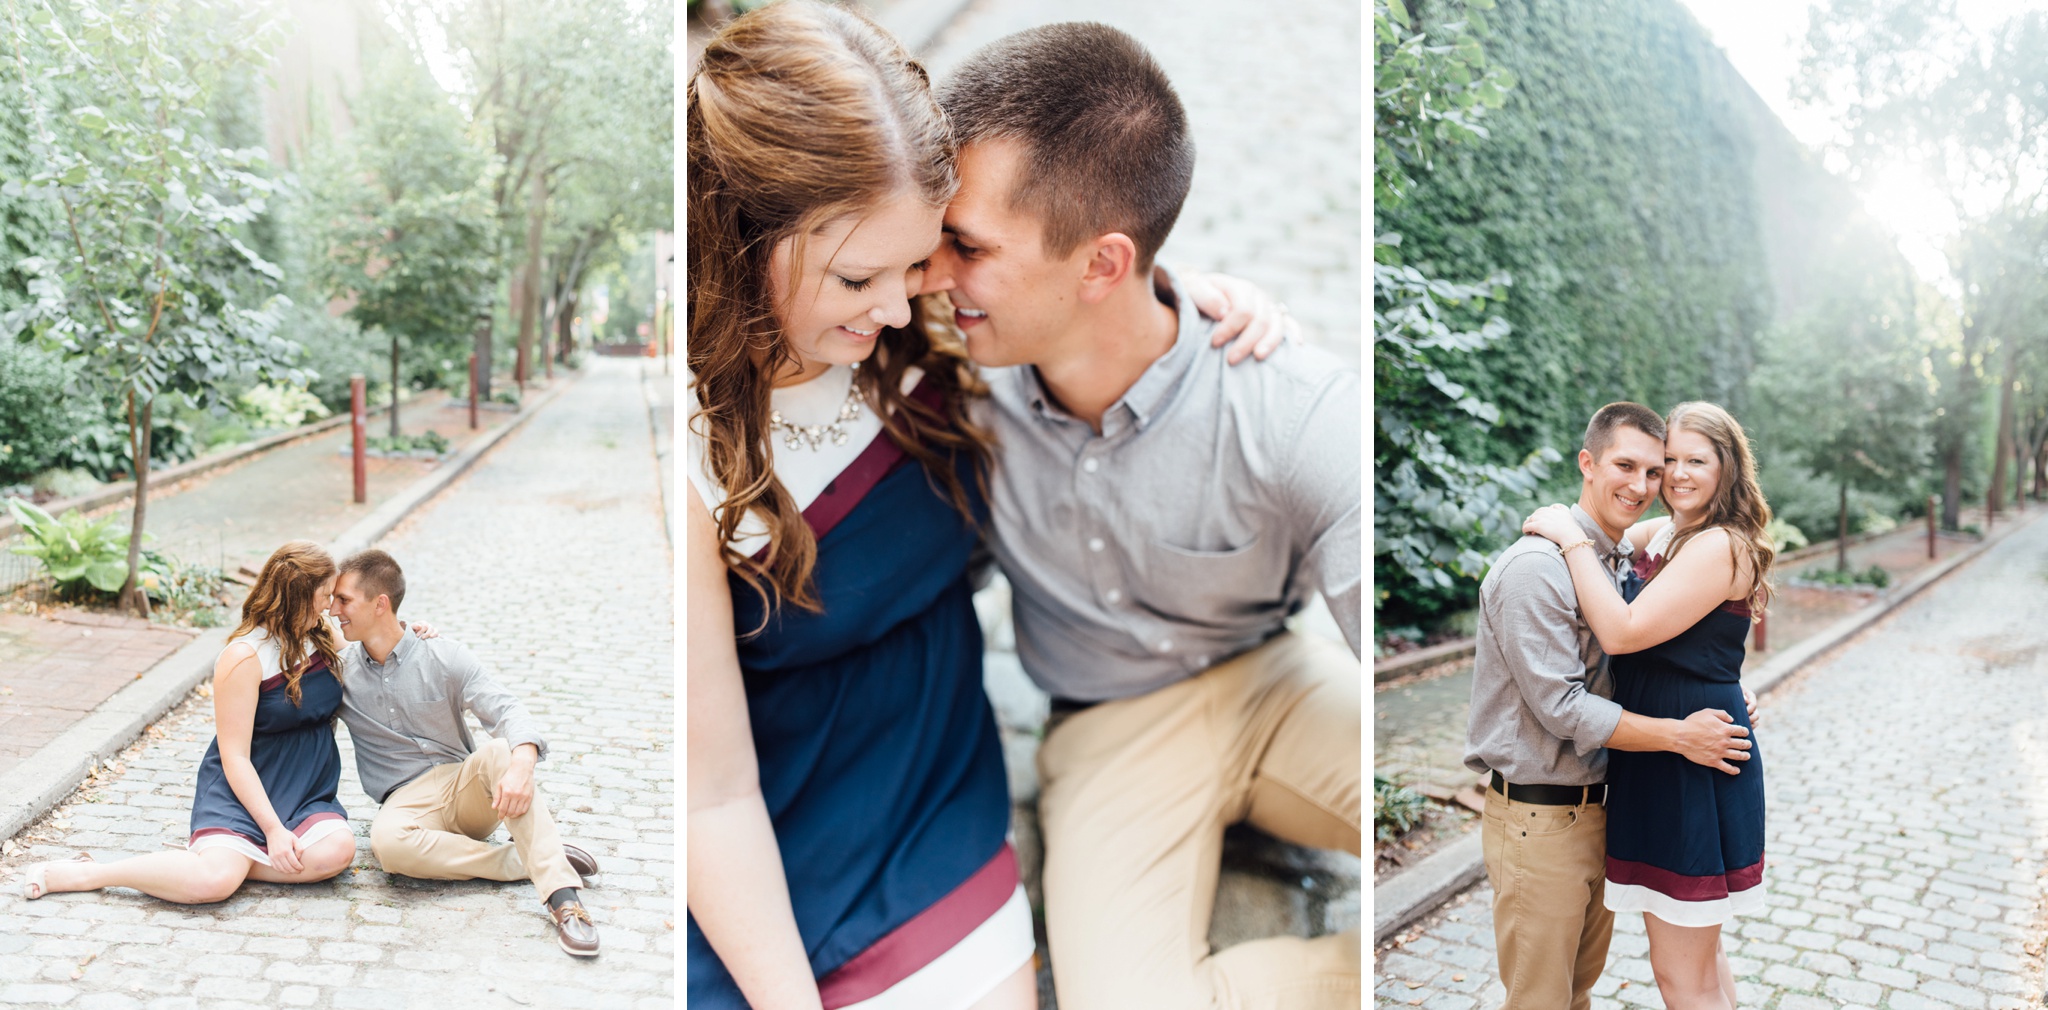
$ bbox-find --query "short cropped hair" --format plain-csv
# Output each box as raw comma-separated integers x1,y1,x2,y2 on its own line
339,549,407,614
936,22,1194,269
1583,402,1667,462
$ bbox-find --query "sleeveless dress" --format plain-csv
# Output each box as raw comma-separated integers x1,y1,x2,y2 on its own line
1603,526,1767,926
685,366,1030,1010
188,628,351,864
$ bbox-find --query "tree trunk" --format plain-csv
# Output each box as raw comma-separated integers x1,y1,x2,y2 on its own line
1990,358,2017,515
389,333,403,439
515,152,546,389
473,312,494,403
556,290,577,361
1836,477,1849,574
1942,445,1963,530
121,392,154,619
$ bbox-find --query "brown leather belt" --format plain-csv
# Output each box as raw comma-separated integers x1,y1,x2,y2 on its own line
1490,770,1606,806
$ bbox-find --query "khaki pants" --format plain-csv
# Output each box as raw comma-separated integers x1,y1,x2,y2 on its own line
1480,785,1612,1010
369,738,580,903
1035,632,1362,1010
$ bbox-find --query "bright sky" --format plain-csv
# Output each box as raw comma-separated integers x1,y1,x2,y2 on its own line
1676,0,2048,293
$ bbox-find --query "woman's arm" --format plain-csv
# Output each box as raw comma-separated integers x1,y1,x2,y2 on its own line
1527,507,1743,654
685,492,824,1010
212,644,302,873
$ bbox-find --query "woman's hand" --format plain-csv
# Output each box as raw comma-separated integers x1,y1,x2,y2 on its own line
1180,270,1297,364
1521,504,1584,548
264,824,304,874
410,622,439,639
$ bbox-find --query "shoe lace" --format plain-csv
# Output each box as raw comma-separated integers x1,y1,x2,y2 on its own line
556,903,593,925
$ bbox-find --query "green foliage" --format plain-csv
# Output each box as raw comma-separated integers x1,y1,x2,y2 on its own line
0,340,72,482
1373,774,1432,844
1764,517,1809,554
365,430,449,456
1799,564,1891,589
5,496,146,595
1374,0,1557,625
235,382,329,432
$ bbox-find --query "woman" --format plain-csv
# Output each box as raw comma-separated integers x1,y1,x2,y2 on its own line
21,540,359,903
686,4,1280,1007
1523,401,1772,1010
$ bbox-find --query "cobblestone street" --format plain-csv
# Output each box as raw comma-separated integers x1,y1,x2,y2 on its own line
0,358,675,1010
1376,512,2048,1008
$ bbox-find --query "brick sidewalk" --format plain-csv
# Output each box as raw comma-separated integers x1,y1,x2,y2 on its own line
0,612,195,779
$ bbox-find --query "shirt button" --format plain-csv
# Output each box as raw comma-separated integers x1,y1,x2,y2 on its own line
1088,538,1104,553
1105,588,1122,604
1082,458,1099,473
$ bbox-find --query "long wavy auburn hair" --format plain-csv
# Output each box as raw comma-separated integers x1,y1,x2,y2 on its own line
1654,402,1776,616
688,0,993,621
231,540,343,706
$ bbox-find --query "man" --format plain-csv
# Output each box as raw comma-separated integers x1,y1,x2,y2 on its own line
924,23,1362,1009
329,549,603,958
1465,403,1753,1010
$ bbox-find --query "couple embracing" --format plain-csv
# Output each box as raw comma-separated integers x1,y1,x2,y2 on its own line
1469,401,1776,1010
685,2,1361,1009
19,543,605,957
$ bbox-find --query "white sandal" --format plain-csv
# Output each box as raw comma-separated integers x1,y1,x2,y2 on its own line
20,852,93,900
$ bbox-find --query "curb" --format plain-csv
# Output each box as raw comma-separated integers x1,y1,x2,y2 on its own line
1375,639,1478,682
0,375,579,845
1370,507,2046,945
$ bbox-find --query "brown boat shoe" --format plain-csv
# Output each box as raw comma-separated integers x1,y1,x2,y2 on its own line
549,899,600,958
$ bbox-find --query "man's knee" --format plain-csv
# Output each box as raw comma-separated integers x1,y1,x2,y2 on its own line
369,815,424,872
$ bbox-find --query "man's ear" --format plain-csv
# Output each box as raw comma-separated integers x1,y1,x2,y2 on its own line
1577,448,1595,479
377,594,393,618
1076,232,1139,305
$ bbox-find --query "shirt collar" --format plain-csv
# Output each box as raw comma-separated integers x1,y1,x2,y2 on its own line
1019,265,1198,435
1569,503,1634,564
367,626,419,670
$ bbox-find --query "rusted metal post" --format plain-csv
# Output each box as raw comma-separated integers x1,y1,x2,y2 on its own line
468,353,480,431
350,375,367,505
1928,494,1937,559
1754,611,1767,654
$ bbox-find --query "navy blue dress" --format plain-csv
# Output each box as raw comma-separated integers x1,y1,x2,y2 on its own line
686,436,1013,1006
1603,547,1766,925
189,647,348,855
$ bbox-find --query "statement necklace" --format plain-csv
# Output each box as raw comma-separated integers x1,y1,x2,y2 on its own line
769,363,863,451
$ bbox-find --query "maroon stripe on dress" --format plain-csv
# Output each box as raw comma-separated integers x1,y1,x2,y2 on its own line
190,811,348,850
1607,851,1766,901
817,843,1019,1009
749,377,944,563
259,655,330,693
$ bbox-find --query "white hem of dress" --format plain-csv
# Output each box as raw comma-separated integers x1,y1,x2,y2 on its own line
1605,879,1766,928
838,884,1034,1010
188,817,351,867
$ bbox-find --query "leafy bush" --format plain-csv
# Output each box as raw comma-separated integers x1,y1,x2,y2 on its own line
31,468,99,500
151,560,226,625
236,382,330,431
0,342,76,483
5,497,149,597
1799,564,1890,589
365,430,450,456
55,404,195,482
1764,517,1809,554
1374,775,1433,844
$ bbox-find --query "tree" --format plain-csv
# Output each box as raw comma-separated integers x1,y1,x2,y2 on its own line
4,0,303,616
1373,0,1557,622
305,46,498,437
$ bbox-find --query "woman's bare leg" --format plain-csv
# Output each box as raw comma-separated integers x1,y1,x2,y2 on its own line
1643,912,1733,1010
1716,942,1738,1010
38,847,252,904
966,960,1038,1010
247,831,358,884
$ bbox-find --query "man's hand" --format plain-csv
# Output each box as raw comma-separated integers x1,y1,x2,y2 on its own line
493,744,539,819
1742,684,1758,722
1181,270,1297,364
1670,708,1751,775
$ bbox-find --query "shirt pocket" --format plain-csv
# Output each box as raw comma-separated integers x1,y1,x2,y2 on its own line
1141,533,1287,620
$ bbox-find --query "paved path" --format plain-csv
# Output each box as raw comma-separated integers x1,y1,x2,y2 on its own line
1376,511,2048,1008
0,358,674,1009
0,613,195,779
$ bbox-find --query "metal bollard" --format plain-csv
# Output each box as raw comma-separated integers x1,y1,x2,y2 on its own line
350,375,367,505
1754,610,1767,654
468,353,480,431
1928,494,1937,559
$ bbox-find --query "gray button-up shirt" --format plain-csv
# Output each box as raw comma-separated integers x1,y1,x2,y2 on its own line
980,267,1362,702
337,630,548,803
1463,505,1632,786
